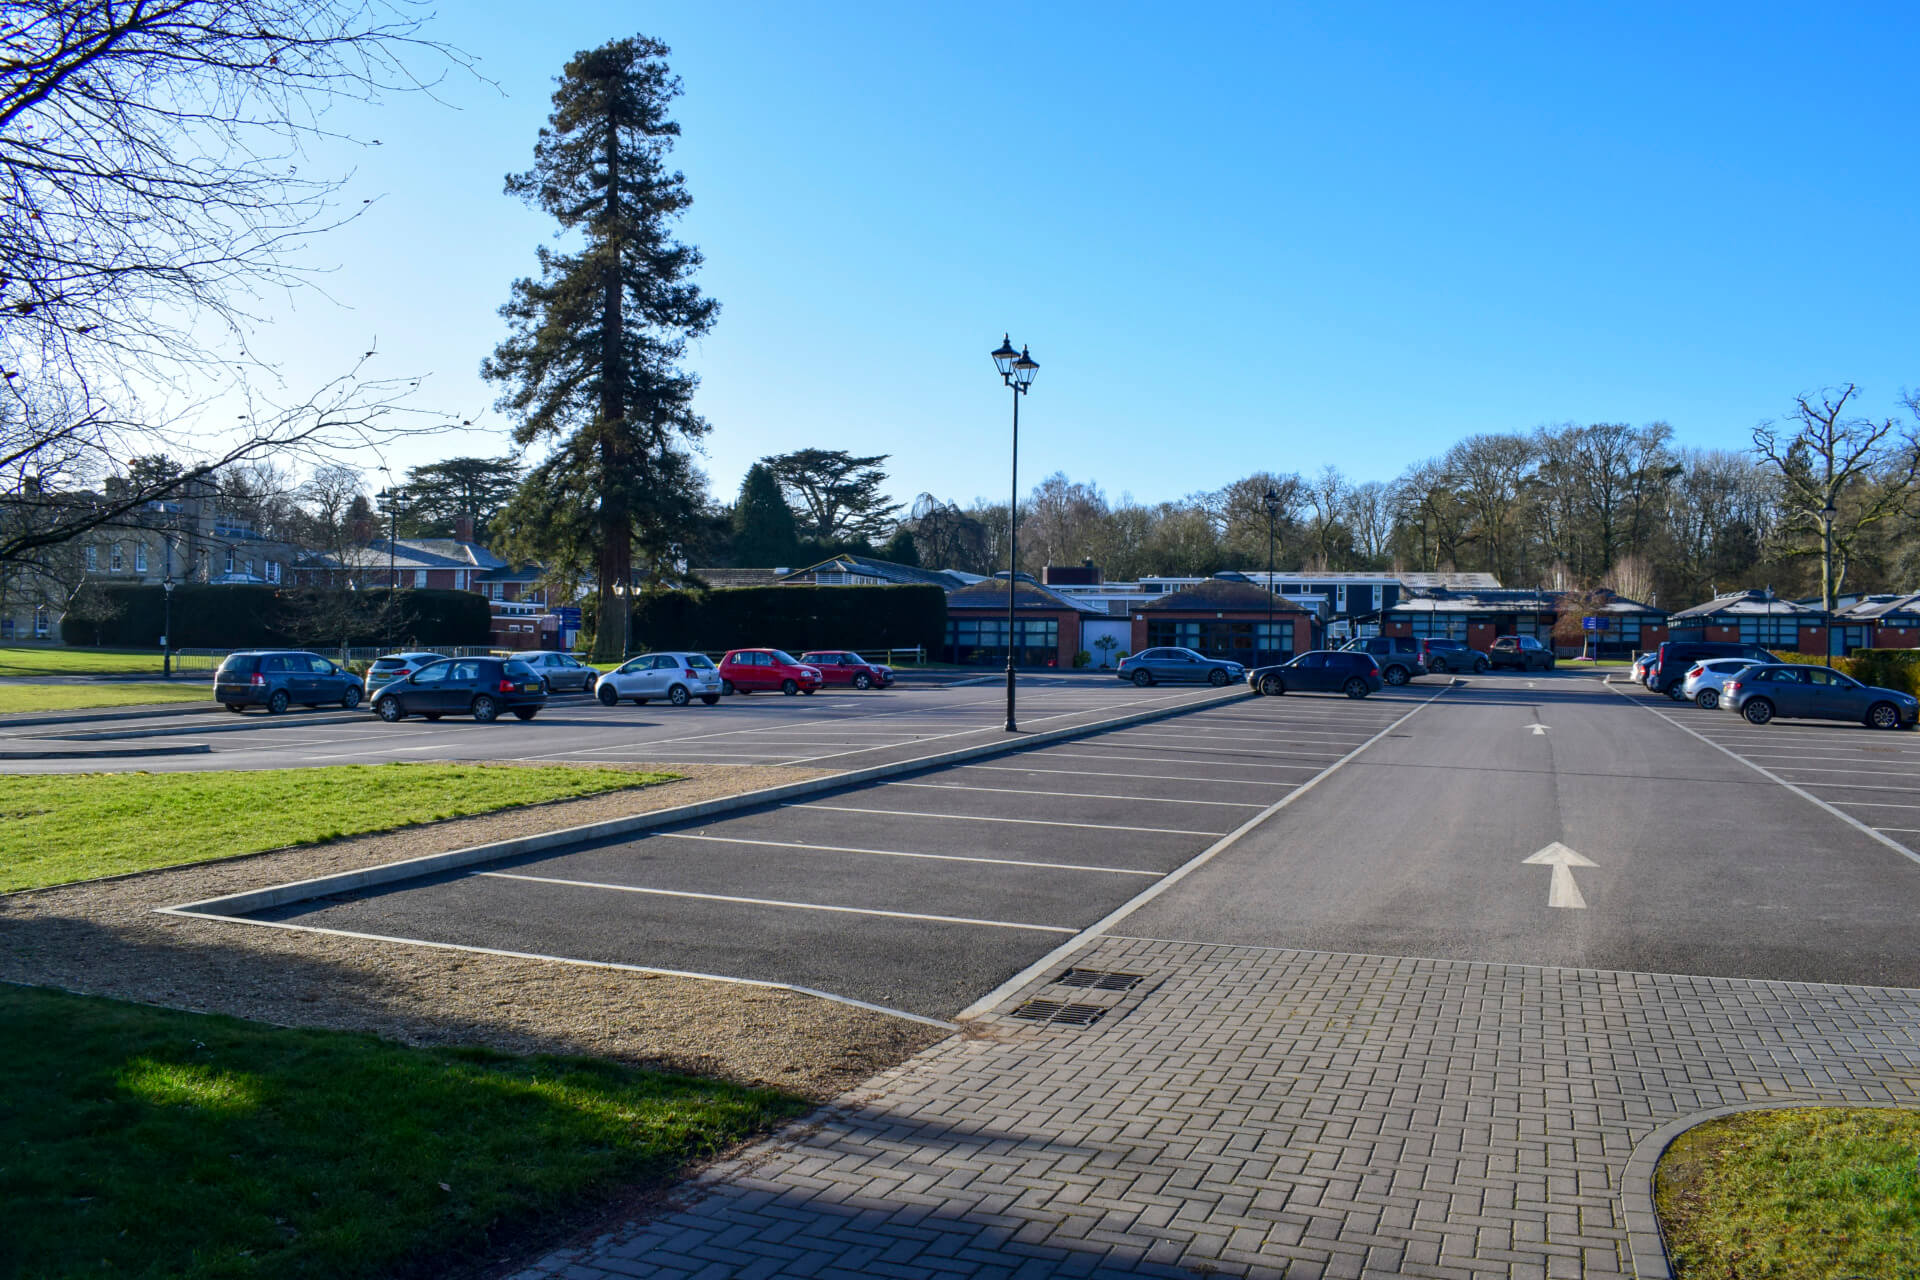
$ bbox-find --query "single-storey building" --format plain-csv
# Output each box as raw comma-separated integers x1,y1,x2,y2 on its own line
1385,588,1668,658
1666,590,1826,654
777,554,971,590
942,575,1103,668
1130,577,1314,668
1830,593,1920,653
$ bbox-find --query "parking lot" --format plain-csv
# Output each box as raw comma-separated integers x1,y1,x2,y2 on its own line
0,675,1238,775
203,686,1445,1020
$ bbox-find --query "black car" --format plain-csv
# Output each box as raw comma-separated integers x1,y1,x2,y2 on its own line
1646,640,1778,698
215,650,363,714
1340,635,1426,686
1248,650,1383,698
372,657,548,723
1488,635,1555,671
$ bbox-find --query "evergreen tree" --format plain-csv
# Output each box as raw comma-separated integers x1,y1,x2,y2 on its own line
766,449,900,542
399,457,525,540
731,463,800,567
880,527,921,566
482,35,719,661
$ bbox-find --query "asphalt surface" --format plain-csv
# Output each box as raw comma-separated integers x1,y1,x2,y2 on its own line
245,685,1435,1018
0,675,1226,774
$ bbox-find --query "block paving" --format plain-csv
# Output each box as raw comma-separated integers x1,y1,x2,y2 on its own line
515,936,1920,1278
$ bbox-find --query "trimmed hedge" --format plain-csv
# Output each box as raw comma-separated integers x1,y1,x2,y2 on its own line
1773,648,1920,695
59,585,491,648
630,585,946,655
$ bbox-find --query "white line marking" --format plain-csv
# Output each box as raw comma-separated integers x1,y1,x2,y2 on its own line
882,781,1264,808
1790,781,1920,793
151,908,955,1028
1764,765,1920,779
1043,741,1350,762
1608,686,1920,870
781,803,1221,836
957,763,1297,787
1018,749,1325,771
477,871,1077,933
955,684,1455,1021
654,832,1161,875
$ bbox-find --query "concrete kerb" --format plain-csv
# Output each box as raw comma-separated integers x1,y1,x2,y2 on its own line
0,741,212,760
0,702,224,731
161,686,1256,920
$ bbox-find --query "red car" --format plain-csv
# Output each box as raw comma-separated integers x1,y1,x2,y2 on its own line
800,650,894,690
718,648,824,695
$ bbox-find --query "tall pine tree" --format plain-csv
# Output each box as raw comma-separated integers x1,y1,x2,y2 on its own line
482,35,718,660
731,462,800,567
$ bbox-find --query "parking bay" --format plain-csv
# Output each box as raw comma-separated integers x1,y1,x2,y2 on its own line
235,692,1427,1020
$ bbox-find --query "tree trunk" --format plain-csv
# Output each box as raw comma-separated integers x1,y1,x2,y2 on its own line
590,109,630,665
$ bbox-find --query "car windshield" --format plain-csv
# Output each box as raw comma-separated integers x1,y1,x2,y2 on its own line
770,651,800,665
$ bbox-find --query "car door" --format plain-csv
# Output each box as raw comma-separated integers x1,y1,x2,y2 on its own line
308,655,346,699
1762,666,1811,716
1801,667,1857,721
1289,652,1330,692
401,660,452,713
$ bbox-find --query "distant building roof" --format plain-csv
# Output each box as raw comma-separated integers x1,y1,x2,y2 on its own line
1669,589,1820,622
945,577,1106,614
1835,593,1920,621
1390,588,1666,617
694,567,781,588
777,554,968,590
303,538,506,573
1138,579,1311,614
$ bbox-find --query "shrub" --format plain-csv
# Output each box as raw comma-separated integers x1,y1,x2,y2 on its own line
60,585,491,648
1072,650,1091,668
1845,648,1920,696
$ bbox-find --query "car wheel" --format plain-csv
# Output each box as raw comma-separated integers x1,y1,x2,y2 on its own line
471,694,499,723
853,672,872,690
701,694,720,705
802,686,815,695
1667,682,1688,701
1132,669,1154,687
1343,677,1369,699
722,679,736,695
1742,699,1775,725
1383,665,1409,687
1208,668,1229,687
224,703,245,714
375,697,404,722
267,689,289,714
513,708,539,721
668,684,691,707
1694,689,1720,710
1428,658,1447,674
424,713,442,721
583,674,597,694
1259,673,1285,696
340,686,362,710
1867,701,1902,731
1474,658,1488,673
597,683,619,707
781,679,799,696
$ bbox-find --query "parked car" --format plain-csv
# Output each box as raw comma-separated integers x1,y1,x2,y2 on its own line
364,651,447,697
1679,657,1761,710
1341,635,1427,686
372,656,548,722
718,649,823,695
801,650,895,689
216,650,363,714
1419,638,1488,675
1488,635,1555,672
1631,652,1657,685
597,651,724,706
1721,663,1919,730
1114,647,1246,688
1248,650,1383,699
1646,641,1778,698
520,650,600,694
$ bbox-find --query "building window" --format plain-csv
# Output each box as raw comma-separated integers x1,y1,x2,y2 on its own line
108,544,123,571
1143,618,1286,664
1737,615,1806,647
134,544,147,573
816,572,850,585
85,545,98,571
1335,584,1348,614
224,549,235,575
34,606,49,637
1406,612,1468,640
944,616,1058,666
414,570,428,588
266,560,280,583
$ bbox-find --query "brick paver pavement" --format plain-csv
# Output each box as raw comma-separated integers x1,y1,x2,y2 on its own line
515,937,1920,1279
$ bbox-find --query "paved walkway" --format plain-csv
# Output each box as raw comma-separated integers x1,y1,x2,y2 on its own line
517,936,1920,1279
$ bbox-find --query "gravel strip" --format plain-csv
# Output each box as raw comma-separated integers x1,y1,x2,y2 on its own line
0,763,949,1099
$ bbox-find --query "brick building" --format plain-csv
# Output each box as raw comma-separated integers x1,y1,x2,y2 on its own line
1130,577,1314,668
941,576,1102,668
1385,588,1668,658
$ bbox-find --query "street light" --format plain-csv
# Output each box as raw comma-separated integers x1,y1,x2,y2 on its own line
991,335,1039,732
161,574,175,678
377,475,403,647
1262,486,1281,663
1822,500,1838,663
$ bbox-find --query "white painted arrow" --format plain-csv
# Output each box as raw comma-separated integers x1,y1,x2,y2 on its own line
1525,722,1550,735
1523,842,1597,909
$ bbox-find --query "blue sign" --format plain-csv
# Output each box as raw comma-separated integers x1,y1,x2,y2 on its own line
555,607,583,626
1581,616,1611,631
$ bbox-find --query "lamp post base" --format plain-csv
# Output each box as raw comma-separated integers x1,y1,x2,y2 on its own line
1005,663,1017,732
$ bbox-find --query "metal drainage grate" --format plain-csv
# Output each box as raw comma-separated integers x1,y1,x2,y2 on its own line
1056,968,1145,992
1009,1000,1109,1028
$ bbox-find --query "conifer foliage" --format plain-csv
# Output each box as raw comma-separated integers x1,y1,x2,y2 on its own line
483,35,718,661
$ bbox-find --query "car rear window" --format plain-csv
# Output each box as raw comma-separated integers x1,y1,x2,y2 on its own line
686,655,715,669
503,661,536,679
217,655,258,675
372,657,407,670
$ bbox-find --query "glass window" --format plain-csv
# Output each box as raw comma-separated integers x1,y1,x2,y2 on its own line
413,569,428,588
1407,612,1468,640
135,544,147,572
1737,615,1805,647
687,655,715,669
652,655,679,669
85,545,98,570
411,662,451,684
448,661,481,680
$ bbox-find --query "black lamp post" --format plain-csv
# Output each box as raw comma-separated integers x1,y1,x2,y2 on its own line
991,335,1040,732
377,477,403,647
1821,500,1838,662
1262,486,1281,663
161,574,175,678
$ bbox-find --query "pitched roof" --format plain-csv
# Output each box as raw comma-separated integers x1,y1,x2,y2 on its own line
777,554,966,590
1390,587,1667,617
946,577,1106,614
1835,592,1920,620
304,538,506,573
694,567,781,588
1668,589,1820,621
1138,578,1310,613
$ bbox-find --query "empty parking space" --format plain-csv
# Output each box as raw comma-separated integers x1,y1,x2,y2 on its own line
225,686,1443,1019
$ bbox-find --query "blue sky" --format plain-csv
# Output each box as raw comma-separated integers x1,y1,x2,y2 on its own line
245,2,1920,511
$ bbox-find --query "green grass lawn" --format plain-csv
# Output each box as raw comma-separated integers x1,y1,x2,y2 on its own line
0,763,678,892
0,681,210,714
0,645,172,676
0,985,805,1280
1656,1106,1920,1279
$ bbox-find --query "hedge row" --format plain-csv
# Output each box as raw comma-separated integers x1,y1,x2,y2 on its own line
630,584,946,654
59,585,492,648
1773,648,1920,695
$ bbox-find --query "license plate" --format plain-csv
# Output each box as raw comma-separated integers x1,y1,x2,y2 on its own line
522,684,539,692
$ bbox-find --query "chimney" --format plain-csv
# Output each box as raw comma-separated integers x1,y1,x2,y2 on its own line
454,514,474,543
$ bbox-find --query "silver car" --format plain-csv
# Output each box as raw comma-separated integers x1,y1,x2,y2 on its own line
521,649,601,693
364,651,447,698
596,651,724,707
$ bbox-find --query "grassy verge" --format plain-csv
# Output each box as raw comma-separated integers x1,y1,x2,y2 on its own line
0,985,805,1280
0,681,209,713
0,763,678,892
0,645,170,676
1656,1106,1920,1279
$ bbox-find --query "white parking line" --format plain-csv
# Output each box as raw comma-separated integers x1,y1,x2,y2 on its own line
1060,741,1350,761
780,803,1221,837
653,833,1161,875
1022,749,1325,771
1791,781,1920,793
957,763,1298,787
1766,765,1920,779
477,871,1077,932
883,781,1265,808
1101,729,1373,747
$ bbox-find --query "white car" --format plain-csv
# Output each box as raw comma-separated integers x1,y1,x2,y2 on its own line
596,651,724,707
1680,657,1760,710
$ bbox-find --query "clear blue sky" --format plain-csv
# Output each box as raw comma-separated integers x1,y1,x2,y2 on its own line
245,2,1920,511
